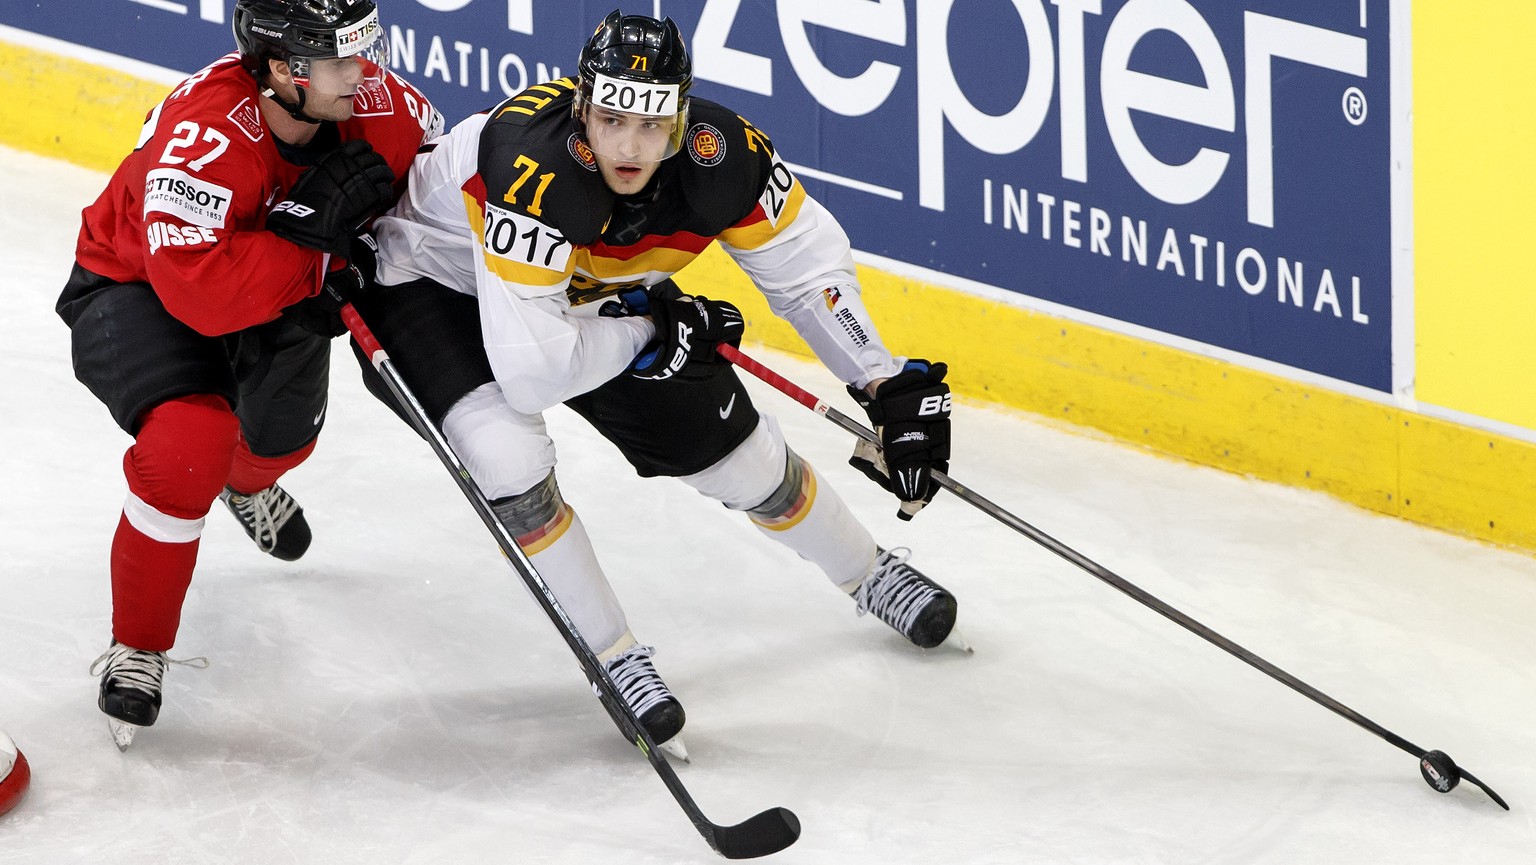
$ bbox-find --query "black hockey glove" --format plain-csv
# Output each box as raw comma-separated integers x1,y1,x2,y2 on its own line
847,360,952,521
282,234,377,338
266,139,396,257
626,285,744,381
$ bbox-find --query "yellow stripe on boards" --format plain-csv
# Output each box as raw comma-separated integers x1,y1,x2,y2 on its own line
0,39,165,173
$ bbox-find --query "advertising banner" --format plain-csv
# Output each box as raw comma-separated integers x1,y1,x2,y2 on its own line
4,0,1396,390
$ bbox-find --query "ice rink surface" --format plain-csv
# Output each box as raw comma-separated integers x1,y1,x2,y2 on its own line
2,145,1534,864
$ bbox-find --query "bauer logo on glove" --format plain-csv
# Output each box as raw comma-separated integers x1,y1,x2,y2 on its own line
918,393,952,416
847,359,952,521
627,285,744,382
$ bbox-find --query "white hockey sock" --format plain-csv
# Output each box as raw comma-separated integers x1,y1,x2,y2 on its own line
750,462,878,591
521,506,630,655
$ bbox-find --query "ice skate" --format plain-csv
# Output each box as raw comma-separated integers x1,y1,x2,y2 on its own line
90,642,207,751
220,483,311,560
603,643,689,761
852,548,968,651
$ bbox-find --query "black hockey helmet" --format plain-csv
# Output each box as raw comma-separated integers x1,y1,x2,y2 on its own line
233,0,387,78
233,0,388,122
574,10,692,160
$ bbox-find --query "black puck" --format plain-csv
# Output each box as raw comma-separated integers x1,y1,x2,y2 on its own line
1420,750,1460,793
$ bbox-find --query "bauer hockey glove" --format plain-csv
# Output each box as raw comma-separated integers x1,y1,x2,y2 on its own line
282,234,377,338
848,360,952,520
625,285,744,382
266,139,396,257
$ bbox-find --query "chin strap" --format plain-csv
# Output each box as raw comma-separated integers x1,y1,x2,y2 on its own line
259,83,321,125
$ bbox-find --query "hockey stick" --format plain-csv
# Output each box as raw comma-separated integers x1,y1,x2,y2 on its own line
718,343,1509,811
342,306,802,858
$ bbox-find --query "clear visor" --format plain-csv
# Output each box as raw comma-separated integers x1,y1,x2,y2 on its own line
582,102,689,164
288,10,389,97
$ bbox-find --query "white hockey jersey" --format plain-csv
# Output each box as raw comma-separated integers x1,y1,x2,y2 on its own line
373,79,902,413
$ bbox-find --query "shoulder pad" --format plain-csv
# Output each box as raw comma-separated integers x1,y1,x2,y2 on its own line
478,97,612,245
349,70,444,140
491,78,579,129
154,61,271,147
675,99,779,228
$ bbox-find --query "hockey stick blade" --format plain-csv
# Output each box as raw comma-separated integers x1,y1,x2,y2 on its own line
710,807,802,859
1458,768,1510,811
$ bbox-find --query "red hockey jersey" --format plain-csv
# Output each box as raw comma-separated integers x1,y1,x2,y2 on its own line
75,55,440,336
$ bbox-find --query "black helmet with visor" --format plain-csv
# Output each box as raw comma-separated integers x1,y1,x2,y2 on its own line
575,10,692,164
233,0,389,121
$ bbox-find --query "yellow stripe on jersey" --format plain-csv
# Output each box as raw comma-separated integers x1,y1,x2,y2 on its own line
719,180,807,252
463,189,572,289
568,245,704,286
527,80,573,97
497,80,574,117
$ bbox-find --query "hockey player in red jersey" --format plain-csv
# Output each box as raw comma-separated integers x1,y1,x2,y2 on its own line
56,0,441,750
352,10,960,755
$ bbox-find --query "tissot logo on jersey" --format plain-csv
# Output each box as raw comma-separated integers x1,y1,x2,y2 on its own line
143,168,233,228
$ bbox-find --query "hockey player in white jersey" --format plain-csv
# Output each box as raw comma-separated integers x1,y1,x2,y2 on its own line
353,10,960,753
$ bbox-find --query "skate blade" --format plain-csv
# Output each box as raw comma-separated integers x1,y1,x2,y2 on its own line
659,736,690,764
107,718,141,752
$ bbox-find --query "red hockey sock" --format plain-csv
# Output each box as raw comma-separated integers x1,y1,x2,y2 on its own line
110,513,199,652
113,393,240,650
225,436,316,496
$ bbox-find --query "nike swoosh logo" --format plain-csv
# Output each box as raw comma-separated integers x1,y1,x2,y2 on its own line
313,397,327,426
719,393,736,419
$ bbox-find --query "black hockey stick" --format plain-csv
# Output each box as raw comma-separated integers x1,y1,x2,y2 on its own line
719,343,1509,811
343,306,801,857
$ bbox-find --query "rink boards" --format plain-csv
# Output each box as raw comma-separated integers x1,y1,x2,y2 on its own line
1,0,1532,553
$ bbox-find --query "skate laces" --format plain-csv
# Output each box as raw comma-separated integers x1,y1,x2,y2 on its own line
89,643,208,693
854,547,942,638
224,485,300,553
604,644,675,719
